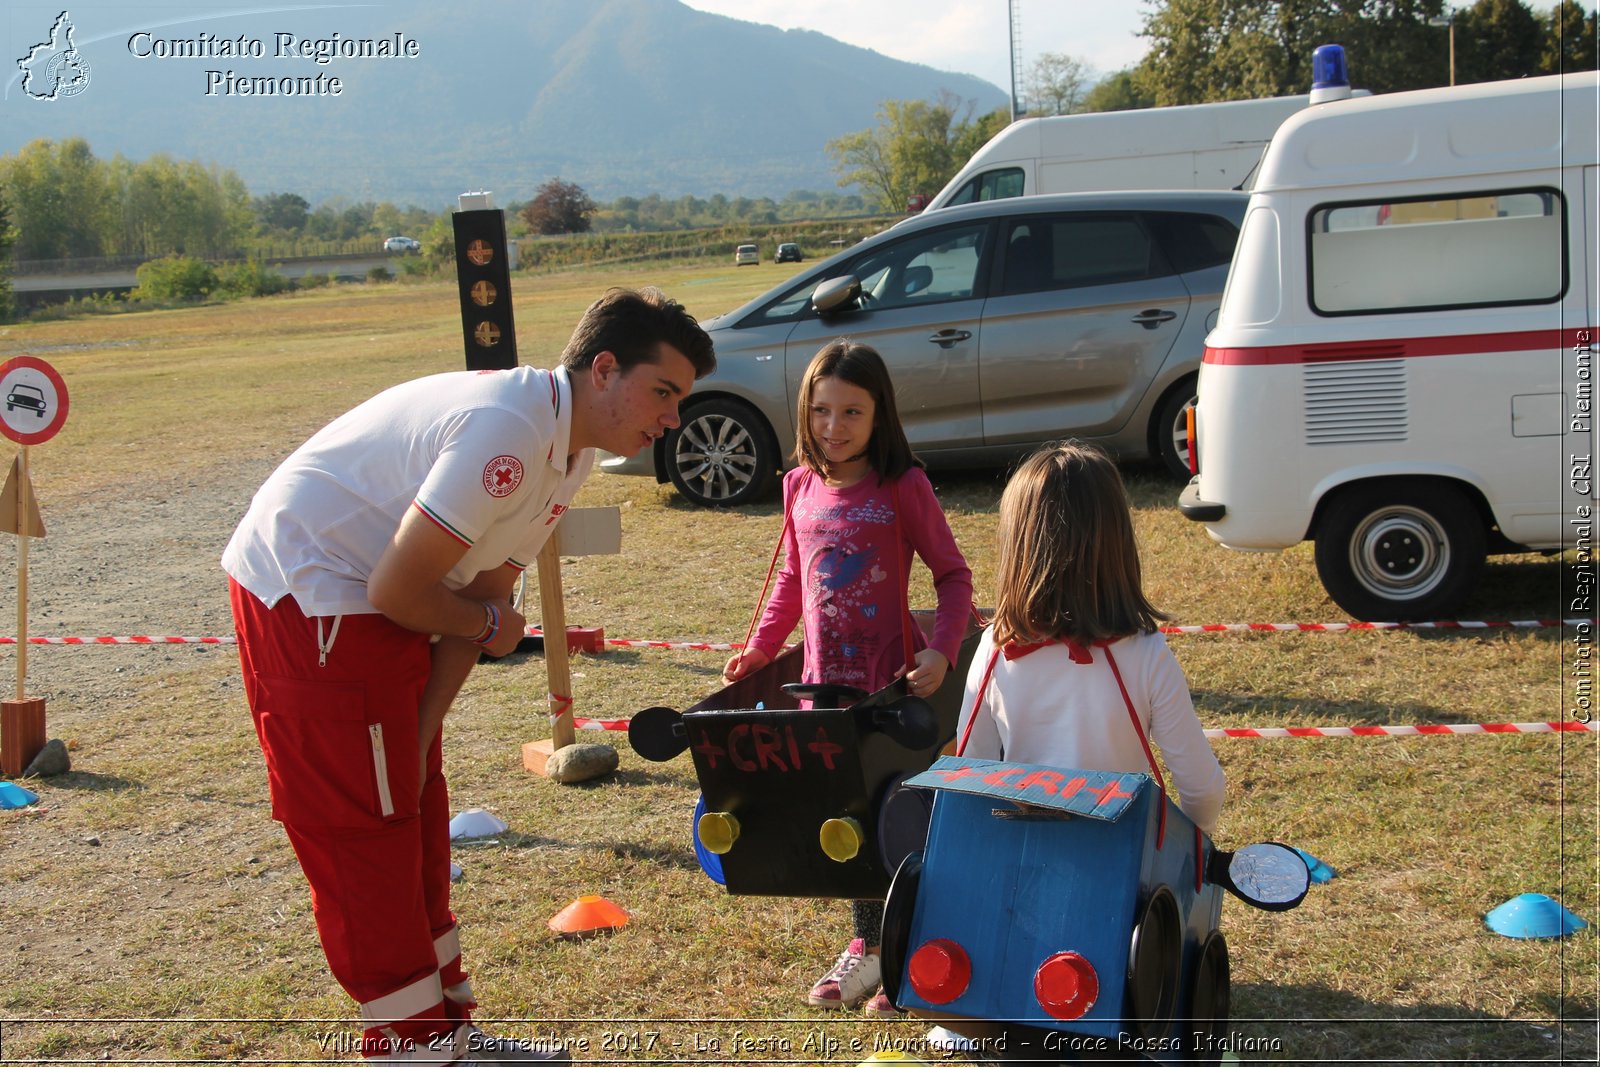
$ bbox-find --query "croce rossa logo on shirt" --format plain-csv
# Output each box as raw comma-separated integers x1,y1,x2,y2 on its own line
482,455,524,497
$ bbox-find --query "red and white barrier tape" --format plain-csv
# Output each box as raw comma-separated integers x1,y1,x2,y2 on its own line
0,617,1588,648
0,635,235,645
1157,618,1584,634
1205,721,1595,738
570,716,1597,737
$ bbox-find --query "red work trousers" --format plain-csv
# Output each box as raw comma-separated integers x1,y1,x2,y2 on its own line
231,579,475,1062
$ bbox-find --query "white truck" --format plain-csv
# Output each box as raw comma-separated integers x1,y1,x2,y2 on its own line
1179,71,1599,621
921,75,1361,213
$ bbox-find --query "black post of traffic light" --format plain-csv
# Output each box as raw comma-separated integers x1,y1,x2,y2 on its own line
452,193,518,370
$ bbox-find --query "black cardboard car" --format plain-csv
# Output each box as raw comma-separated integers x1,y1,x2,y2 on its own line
628,610,985,898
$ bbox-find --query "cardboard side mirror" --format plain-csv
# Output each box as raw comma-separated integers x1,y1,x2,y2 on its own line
627,705,687,762
1208,841,1311,912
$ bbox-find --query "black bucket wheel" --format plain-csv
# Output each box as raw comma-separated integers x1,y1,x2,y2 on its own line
1126,885,1182,1042
1313,480,1485,622
666,397,779,507
1185,931,1230,1064
878,851,924,1007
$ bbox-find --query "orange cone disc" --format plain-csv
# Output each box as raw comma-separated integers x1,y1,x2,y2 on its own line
547,894,631,938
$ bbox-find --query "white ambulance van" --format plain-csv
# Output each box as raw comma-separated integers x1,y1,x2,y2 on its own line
1179,72,1599,621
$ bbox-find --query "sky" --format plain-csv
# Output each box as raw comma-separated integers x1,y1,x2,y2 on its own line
678,0,1151,94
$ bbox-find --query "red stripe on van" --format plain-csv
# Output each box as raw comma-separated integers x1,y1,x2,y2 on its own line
1205,327,1595,366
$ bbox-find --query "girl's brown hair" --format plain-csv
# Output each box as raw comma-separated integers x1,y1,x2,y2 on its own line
990,440,1167,646
794,339,921,482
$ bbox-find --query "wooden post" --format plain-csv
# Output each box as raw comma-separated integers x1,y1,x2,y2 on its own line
15,445,28,700
520,531,574,776
539,529,575,752
520,507,620,776
2,445,45,776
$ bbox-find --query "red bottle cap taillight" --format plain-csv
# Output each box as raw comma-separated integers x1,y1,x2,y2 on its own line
908,938,972,1005
1035,951,1099,1020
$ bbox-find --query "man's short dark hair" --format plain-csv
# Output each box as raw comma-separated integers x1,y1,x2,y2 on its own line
560,287,716,379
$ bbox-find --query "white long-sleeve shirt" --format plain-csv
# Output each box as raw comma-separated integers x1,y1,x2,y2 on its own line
955,628,1225,833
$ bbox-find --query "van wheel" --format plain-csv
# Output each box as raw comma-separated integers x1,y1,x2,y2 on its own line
1313,482,1485,622
665,398,779,508
1153,380,1198,482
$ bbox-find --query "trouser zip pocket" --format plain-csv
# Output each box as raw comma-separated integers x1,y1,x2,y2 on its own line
369,723,395,817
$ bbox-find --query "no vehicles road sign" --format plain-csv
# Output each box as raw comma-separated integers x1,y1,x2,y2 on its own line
0,356,69,446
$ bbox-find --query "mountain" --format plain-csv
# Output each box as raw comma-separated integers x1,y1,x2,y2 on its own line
0,0,1008,207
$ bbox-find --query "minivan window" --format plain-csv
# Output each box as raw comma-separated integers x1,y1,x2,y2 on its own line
850,223,990,309
1308,188,1566,315
947,167,1025,207
999,214,1165,296
1146,212,1241,274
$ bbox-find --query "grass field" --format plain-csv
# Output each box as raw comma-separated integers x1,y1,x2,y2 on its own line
0,262,1594,1064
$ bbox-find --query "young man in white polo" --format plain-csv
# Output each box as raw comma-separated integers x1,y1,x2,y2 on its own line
224,288,714,1063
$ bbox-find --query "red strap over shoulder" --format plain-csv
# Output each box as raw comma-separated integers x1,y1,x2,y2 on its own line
1104,644,1167,847
954,642,1003,757
890,479,917,673
735,472,802,674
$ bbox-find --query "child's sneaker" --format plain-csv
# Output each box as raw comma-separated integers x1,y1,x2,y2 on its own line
863,987,904,1017
807,938,881,1008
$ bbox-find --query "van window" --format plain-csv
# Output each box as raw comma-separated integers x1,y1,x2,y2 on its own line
1308,189,1566,315
1000,214,1165,296
946,167,1025,207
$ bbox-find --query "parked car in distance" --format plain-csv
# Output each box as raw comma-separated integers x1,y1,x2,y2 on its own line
601,190,1248,507
383,235,421,253
734,243,759,266
775,242,804,263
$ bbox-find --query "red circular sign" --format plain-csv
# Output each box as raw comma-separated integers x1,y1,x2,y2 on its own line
0,356,69,445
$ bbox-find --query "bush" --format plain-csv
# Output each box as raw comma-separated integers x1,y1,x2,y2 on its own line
216,259,290,298
296,272,333,290
130,255,217,302
366,265,393,283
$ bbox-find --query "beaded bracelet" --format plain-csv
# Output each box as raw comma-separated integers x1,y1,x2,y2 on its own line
471,602,501,647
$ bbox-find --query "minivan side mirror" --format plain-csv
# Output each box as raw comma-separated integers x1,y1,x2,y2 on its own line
811,275,861,315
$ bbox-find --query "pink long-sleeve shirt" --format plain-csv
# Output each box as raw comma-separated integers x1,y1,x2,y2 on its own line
750,466,973,693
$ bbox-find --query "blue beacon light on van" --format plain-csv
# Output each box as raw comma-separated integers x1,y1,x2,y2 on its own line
1311,44,1352,104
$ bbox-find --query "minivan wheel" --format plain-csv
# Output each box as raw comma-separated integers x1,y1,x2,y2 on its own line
665,398,780,507
1313,482,1485,622
1154,381,1198,482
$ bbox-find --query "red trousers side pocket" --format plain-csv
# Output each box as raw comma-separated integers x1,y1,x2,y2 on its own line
256,675,420,828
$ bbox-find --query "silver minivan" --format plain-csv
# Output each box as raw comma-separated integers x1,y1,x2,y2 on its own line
607,190,1247,506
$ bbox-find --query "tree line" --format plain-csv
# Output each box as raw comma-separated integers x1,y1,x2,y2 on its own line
832,0,1598,211
0,140,876,269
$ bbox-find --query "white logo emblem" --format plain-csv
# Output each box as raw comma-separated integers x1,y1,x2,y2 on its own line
18,11,92,101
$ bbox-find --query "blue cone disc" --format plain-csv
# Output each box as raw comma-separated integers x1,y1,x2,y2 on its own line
1486,893,1587,939
1294,848,1336,884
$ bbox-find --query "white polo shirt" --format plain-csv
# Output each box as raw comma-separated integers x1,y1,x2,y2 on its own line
223,366,593,617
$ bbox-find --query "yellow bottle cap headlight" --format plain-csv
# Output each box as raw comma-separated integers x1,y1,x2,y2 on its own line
697,811,740,855
819,817,864,862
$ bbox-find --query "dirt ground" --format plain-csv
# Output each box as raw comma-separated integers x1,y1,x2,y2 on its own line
1,456,308,1034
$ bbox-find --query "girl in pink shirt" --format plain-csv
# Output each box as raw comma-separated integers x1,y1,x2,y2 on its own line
724,339,973,1016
